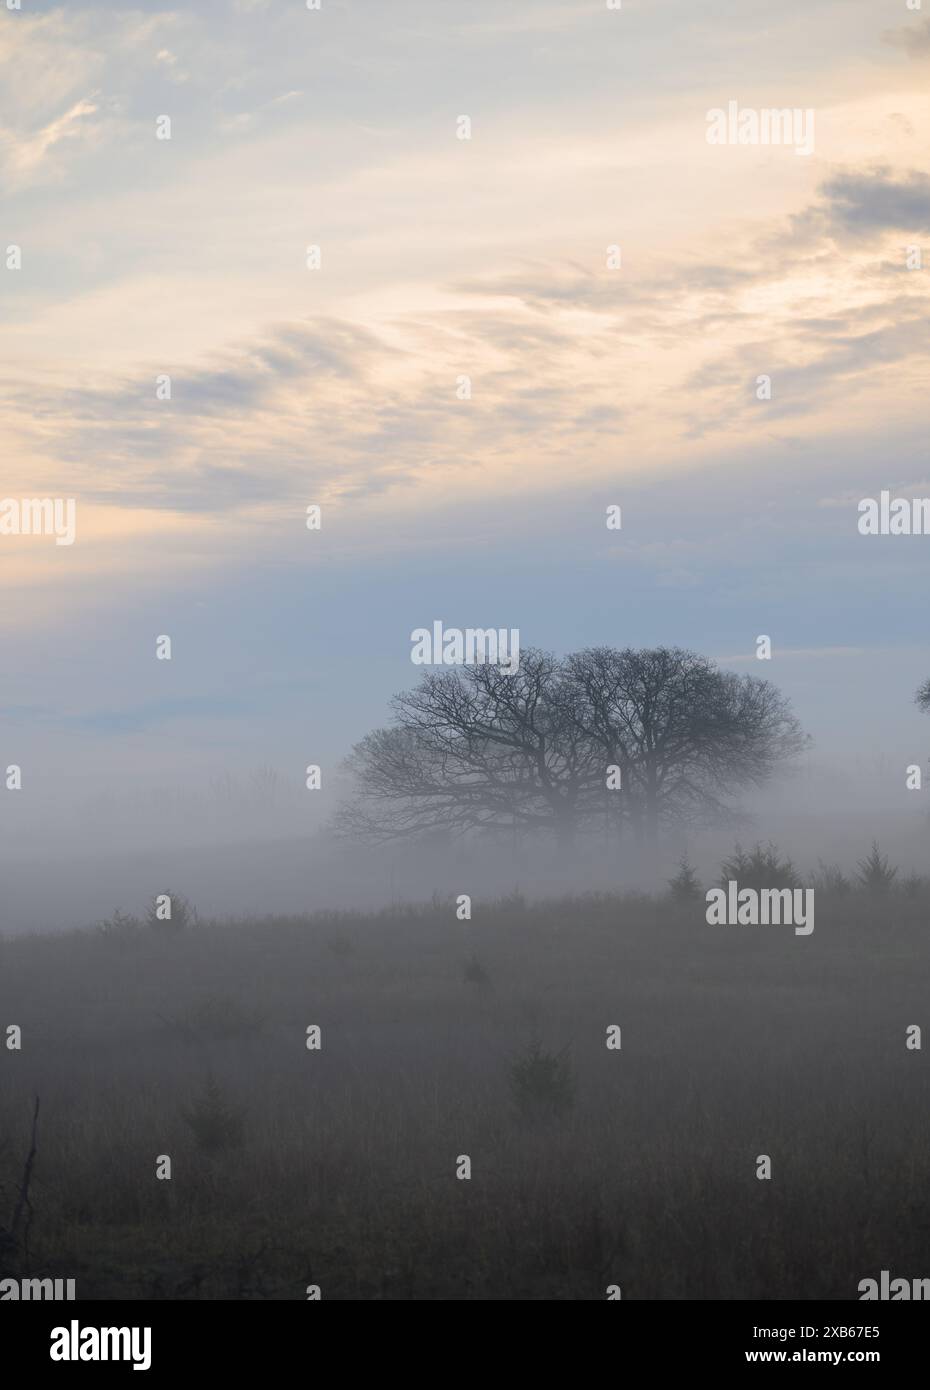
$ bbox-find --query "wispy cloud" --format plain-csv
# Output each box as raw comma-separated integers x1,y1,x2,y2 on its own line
814,167,930,236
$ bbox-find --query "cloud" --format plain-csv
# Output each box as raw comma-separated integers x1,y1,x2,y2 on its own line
1,96,101,185
884,19,930,57
72,695,257,735
0,693,260,737
2,2,928,594
812,167,930,237
154,48,190,84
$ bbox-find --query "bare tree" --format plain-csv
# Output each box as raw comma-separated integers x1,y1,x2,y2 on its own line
916,678,930,714
335,649,605,849
567,646,808,844
336,645,807,850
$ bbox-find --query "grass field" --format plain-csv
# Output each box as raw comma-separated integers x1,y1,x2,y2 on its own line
2,878,929,1300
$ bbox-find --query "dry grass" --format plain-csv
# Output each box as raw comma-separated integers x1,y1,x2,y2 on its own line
1,887,929,1299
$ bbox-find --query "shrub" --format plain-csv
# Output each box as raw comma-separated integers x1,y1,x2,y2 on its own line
510,1041,575,1118
462,954,491,987
899,872,926,900
719,842,800,891
95,908,141,937
667,857,703,902
145,892,196,934
856,843,897,894
811,861,852,897
180,1077,245,1154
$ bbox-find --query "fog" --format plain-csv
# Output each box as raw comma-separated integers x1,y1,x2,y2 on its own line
2,746,927,934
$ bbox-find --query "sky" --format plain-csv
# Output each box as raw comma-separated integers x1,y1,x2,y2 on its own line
1,0,930,881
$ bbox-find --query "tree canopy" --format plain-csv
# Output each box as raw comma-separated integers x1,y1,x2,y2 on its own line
335,645,808,848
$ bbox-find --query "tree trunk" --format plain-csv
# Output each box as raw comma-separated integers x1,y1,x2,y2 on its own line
555,816,576,856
